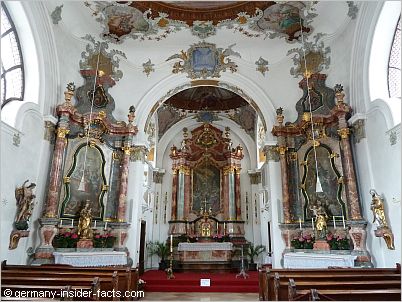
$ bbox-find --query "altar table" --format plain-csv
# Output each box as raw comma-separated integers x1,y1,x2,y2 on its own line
53,251,127,267
283,252,357,268
178,242,233,262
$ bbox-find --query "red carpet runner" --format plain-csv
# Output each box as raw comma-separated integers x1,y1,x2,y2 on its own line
142,270,259,293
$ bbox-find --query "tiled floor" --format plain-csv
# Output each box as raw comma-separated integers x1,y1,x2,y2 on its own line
142,292,259,301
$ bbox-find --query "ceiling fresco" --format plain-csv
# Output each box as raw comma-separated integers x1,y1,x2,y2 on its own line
84,1,318,42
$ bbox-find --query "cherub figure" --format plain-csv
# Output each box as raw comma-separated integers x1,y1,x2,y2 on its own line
15,180,36,223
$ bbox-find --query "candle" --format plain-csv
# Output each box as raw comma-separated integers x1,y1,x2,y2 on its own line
223,222,226,235
58,220,62,228
170,235,173,253
71,219,74,228
342,216,345,229
311,218,314,230
104,222,108,231
94,220,97,228
333,216,336,229
299,218,302,230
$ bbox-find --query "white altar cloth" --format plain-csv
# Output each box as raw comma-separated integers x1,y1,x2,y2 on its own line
178,242,233,251
284,252,357,268
53,251,127,267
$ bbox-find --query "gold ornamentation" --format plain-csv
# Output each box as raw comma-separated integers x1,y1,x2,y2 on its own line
312,140,320,147
338,128,350,139
300,183,306,189
337,176,344,184
178,165,190,175
300,160,308,166
302,112,311,122
89,140,97,148
98,111,106,119
223,166,236,175
276,145,288,155
77,201,93,240
290,152,298,161
101,184,109,191
329,152,339,159
112,151,121,161
122,146,131,155
196,123,218,149
63,177,71,184
56,128,70,139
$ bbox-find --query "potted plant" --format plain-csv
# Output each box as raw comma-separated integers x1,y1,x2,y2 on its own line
148,241,169,270
246,243,266,271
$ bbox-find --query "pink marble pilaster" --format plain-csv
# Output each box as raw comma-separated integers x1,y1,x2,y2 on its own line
235,170,241,220
117,148,130,222
278,146,291,223
44,126,69,218
222,170,229,220
171,170,178,220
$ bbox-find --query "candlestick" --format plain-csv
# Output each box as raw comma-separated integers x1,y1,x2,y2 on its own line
333,216,336,229
71,219,74,228
104,222,108,231
299,218,302,230
170,235,173,253
94,220,97,228
223,222,226,235
216,221,219,233
342,216,345,229
311,218,314,230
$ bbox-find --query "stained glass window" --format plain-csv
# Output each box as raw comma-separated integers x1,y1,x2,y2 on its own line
1,3,24,108
388,17,401,98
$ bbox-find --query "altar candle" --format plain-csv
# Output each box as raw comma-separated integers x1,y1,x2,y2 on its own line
311,218,314,230
94,220,97,228
333,216,336,229
170,235,173,253
299,218,302,230
223,222,226,235
342,216,345,229
104,222,108,231
216,222,219,233
71,219,74,228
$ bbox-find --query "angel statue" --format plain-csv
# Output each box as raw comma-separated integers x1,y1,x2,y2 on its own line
15,180,36,224
77,201,93,240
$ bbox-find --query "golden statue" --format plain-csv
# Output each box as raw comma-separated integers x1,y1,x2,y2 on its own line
77,201,93,240
311,204,328,239
15,180,36,223
370,189,394,249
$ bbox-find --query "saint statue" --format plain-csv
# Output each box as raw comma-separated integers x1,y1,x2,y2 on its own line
370,189,388,228
15,180,36,223
77,201,93,240
311,203,328,239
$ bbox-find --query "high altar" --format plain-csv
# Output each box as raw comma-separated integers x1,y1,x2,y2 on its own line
168,124,246,268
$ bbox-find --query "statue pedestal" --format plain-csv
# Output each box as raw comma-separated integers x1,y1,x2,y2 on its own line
77,239,93,249
313,240,330,251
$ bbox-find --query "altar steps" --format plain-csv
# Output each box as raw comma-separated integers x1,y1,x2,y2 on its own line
142,270,259,293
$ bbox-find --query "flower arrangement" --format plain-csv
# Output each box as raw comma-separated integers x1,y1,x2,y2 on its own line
53,229,79,248
290,233,315,249
93,232,116,248
326,233,351,250
137,279,146,291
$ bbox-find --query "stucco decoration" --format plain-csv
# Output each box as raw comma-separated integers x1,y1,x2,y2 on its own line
255,57,269,76
142,59,155,77
166,42,241,79
287,33,331,78
50,4,63,25
347,1,359,19
80,34,127,82
191,21,216,39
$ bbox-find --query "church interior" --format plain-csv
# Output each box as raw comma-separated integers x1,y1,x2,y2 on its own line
1,1,401,301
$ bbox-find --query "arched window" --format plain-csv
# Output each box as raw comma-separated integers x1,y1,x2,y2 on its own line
1,2,24,108
388,17,401,98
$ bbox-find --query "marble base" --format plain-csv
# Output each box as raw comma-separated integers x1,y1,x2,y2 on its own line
77,239,93,249
313,240,330,251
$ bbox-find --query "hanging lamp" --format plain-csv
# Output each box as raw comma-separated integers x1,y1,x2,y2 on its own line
298,19,323,193
78,46,102,192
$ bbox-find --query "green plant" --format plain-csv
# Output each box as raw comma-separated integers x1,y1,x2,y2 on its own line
93,233,116,248
148,241,169,262
326,233,351,250
246,243,266,264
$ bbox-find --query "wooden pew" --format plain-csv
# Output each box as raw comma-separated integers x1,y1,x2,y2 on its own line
288,279,402,301
259,264,401,301
1,261,139,301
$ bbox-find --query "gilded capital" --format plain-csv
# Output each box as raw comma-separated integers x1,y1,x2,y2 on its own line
263,145,279,162
56,128,69,139
276,145,288,156
122,146,131,155
223,165,236,175
178,165,191,175
338,127,350,139
130,146,148,162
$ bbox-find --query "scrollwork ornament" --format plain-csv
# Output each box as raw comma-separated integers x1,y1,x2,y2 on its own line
337,128,350,139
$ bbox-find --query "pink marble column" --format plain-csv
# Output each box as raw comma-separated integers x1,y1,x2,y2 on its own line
278,145,291,224
235,169,241,220
338,126,363,220
44,124,69,218
171,169,178,220
117,146,130,222
183,168,191,219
